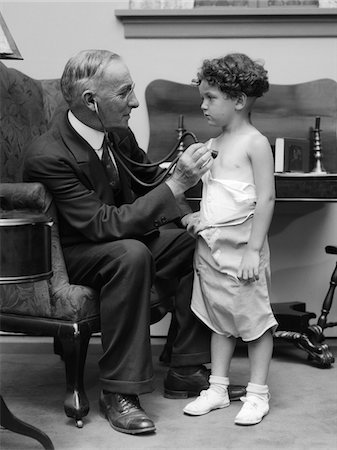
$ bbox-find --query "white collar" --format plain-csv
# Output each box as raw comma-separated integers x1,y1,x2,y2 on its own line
68,110,104,151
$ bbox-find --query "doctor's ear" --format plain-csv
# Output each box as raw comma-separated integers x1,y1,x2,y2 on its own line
82,91,97,111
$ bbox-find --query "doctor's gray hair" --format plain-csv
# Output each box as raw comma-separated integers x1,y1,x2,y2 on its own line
60,49,120,106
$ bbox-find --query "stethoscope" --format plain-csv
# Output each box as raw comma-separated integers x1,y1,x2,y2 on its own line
93,101,199,188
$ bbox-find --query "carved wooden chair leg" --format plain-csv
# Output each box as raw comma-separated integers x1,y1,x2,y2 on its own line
307,256,337,346
57,324,91,428
274,330,335,367
273,301,335,367
273,248,337,369
0,395,54,450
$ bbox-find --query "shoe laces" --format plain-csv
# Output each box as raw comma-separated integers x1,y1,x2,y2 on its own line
117,394,140,413
191,389,211,404
199,389,213,399
198,389,221,401
241,393,270,409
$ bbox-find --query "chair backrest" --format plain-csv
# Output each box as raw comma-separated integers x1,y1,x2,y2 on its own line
145,78,337,173
0,62,65,182
0,63,97,320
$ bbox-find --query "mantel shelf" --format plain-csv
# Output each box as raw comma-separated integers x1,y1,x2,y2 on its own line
115,7,337,38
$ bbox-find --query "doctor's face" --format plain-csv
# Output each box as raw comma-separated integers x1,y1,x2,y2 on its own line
93,60,139,130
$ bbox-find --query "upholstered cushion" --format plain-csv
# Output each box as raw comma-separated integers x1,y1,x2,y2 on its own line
46,200,99,321
0,62,48,182
0,182,50,210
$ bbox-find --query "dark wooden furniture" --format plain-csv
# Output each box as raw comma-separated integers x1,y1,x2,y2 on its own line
0,396,54,450
272,245,336,367
146,78,337,173
145,78,337,367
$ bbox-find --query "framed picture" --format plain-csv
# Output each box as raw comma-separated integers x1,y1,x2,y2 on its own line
285,139,311,172
274,137,311,173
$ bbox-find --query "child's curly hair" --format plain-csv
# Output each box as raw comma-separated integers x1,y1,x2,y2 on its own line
196,53,269,99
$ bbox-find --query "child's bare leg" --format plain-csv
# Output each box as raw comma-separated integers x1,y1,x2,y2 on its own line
183,332,235,416
235,329,273,426
247,329,273,385
211,332,236,377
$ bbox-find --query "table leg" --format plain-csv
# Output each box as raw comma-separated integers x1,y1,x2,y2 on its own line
0,395,54,450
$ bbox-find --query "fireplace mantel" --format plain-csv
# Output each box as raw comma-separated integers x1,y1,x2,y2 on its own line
115,7,337,38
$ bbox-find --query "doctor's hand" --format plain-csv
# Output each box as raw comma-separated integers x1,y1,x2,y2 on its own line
165,143,212,197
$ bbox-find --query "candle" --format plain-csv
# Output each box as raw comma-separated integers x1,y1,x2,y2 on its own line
315,117,320,129
178,115,184,129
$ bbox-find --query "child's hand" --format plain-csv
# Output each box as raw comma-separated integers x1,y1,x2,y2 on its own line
181,212,200,238
181,213,192,228
237,249,260,282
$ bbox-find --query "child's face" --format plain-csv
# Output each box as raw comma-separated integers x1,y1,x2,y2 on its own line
199,80,236,128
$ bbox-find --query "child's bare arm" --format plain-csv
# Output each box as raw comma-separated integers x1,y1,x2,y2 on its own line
238,135,275,281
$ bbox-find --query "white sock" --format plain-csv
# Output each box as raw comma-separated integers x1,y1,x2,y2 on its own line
209,375,229,397
246,382,269,402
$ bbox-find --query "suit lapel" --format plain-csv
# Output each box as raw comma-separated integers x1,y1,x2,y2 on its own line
58,113,93,186
58,113,116,204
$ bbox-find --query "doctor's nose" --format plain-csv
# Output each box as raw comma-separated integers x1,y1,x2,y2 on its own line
128,91,139,108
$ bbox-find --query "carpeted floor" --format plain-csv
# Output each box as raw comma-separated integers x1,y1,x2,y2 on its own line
0,336,336,450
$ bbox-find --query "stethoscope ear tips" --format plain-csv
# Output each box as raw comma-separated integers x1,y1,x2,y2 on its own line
211,150,218,159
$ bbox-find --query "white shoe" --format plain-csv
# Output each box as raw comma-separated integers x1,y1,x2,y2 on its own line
234,395,270,425
183,388,230,416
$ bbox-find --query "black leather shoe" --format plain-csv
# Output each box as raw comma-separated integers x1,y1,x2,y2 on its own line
164,366,246,401
99,391,156,435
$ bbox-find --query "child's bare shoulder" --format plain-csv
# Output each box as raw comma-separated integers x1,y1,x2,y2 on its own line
248,130,270,152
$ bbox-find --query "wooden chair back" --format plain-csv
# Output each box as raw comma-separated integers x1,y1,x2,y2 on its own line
146,78,337,173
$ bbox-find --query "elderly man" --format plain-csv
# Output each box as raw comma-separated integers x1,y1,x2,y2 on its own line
23,50,244,435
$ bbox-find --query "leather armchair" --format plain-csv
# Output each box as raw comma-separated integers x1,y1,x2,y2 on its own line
0,62,173,427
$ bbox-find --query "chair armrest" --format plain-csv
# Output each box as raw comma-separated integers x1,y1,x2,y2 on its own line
0,182,52,213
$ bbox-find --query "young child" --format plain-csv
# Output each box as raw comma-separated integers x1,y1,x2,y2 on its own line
182,53,278,426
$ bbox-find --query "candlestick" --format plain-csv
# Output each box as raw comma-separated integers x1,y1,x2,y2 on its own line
311,116,327,174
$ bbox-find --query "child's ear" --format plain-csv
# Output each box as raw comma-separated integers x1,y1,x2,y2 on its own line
235,93,247,111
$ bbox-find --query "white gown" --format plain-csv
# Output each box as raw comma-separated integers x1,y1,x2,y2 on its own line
190,171,278,341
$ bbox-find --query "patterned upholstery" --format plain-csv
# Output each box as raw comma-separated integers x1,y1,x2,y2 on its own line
0,62,99,321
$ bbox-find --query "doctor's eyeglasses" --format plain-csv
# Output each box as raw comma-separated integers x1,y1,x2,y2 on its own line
113,82,135,101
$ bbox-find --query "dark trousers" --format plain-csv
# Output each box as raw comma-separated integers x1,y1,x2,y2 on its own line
62,226,210,394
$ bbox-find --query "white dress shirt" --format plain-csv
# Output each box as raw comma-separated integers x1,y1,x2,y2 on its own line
68,110,117,167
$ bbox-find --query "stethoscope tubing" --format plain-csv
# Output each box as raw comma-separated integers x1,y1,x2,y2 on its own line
105,131,198,188
94,100,198,188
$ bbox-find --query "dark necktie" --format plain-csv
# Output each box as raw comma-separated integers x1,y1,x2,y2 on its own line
101,141,120,192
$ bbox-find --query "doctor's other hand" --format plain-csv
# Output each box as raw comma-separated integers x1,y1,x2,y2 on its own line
166,143,212,197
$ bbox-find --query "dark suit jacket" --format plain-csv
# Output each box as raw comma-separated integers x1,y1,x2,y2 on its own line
23,111,183,246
